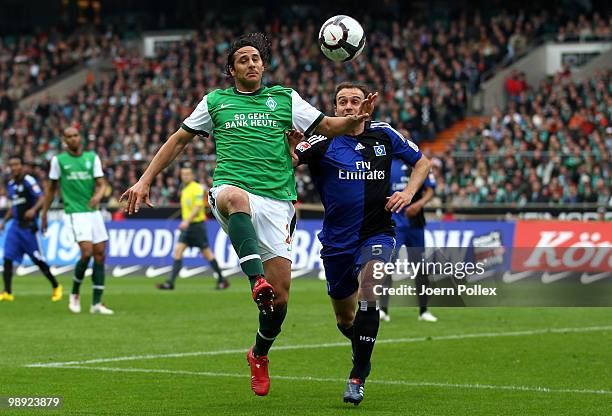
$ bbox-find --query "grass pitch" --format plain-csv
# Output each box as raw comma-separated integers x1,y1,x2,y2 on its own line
1,274,611,415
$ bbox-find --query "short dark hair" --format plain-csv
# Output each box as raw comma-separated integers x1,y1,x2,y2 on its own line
181,163,193,170
225,33,271,78
334,82,370,104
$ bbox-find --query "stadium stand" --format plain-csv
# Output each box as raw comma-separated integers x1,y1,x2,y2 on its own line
0,27,122,102
440,69,611,207
0,11,610,207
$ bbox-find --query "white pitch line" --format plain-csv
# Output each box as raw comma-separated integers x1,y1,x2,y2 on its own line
222,267,243,277
25,325,612,368
50,365,612,396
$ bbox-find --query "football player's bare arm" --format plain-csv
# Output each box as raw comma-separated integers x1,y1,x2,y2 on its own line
41,180,59,233
403,156,432,199
386,156,432,213
24,194,45,220
140,128,196,185
120,128,195,214
88,178,106,209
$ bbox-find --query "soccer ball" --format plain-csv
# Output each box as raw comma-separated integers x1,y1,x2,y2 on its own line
318,15,366,62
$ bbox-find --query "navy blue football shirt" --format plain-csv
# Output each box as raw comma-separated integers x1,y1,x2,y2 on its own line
297,121,422,249
390,158,436,229
7,174,43,228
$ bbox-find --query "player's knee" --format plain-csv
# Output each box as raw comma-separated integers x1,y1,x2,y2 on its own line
80,251,92,262
93,252,105,264
358,279,378,301
336,309,355,328
359,275,377,292
273,291,289,309
225,191,250,214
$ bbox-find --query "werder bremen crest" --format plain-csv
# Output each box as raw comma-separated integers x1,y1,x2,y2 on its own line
266,97,277,111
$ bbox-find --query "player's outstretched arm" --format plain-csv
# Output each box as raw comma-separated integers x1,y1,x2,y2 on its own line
120,128,195,214
314,92,378,137
385,155,432,213
41,180,59,233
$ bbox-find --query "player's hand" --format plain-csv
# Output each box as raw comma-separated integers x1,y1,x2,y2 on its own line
345,92,378,124
385,191,414,213
286,129,305,166
286,129,304,149
40,214,48,234
179,220,189,231
23,208,36,220
0,222,4,234
358,92,378,116
120,180,154,214
405,203,421,218
88,195,101,209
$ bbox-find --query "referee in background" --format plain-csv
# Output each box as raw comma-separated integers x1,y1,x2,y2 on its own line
157,164,228,290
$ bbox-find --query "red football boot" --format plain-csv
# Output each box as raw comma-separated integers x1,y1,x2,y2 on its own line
252,276,275,314
246,346,270,396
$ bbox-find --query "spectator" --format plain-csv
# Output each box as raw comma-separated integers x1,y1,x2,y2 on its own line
1,11,609,207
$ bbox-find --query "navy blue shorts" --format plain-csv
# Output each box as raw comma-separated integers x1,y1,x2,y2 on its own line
178,221,209,249
3,223,43,263
321,234,396,300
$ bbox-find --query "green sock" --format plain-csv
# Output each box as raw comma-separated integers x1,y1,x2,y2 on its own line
227,212,264,288
72,260,88,295
92,262,105,305
253,305,287,357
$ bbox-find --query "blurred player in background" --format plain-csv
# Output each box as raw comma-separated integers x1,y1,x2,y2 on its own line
293,82,431,405
121,33,376,396
41,126,113,315
156,164,228,290
0,156,62,302
379,156,437,322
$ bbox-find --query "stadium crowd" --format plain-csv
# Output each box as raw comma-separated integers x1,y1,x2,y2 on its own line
555,12,611,42
0,27,122,104
436,69,611,207
0,11,610,208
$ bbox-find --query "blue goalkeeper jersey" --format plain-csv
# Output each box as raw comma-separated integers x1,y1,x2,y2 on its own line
297,121,422,249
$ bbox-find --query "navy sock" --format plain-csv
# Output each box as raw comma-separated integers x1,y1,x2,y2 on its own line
3,259,13,294
350,301,379,381
33,258,58,288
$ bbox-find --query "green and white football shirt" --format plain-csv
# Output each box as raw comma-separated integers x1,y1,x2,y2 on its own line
49,151,104,214
181,86,324,201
